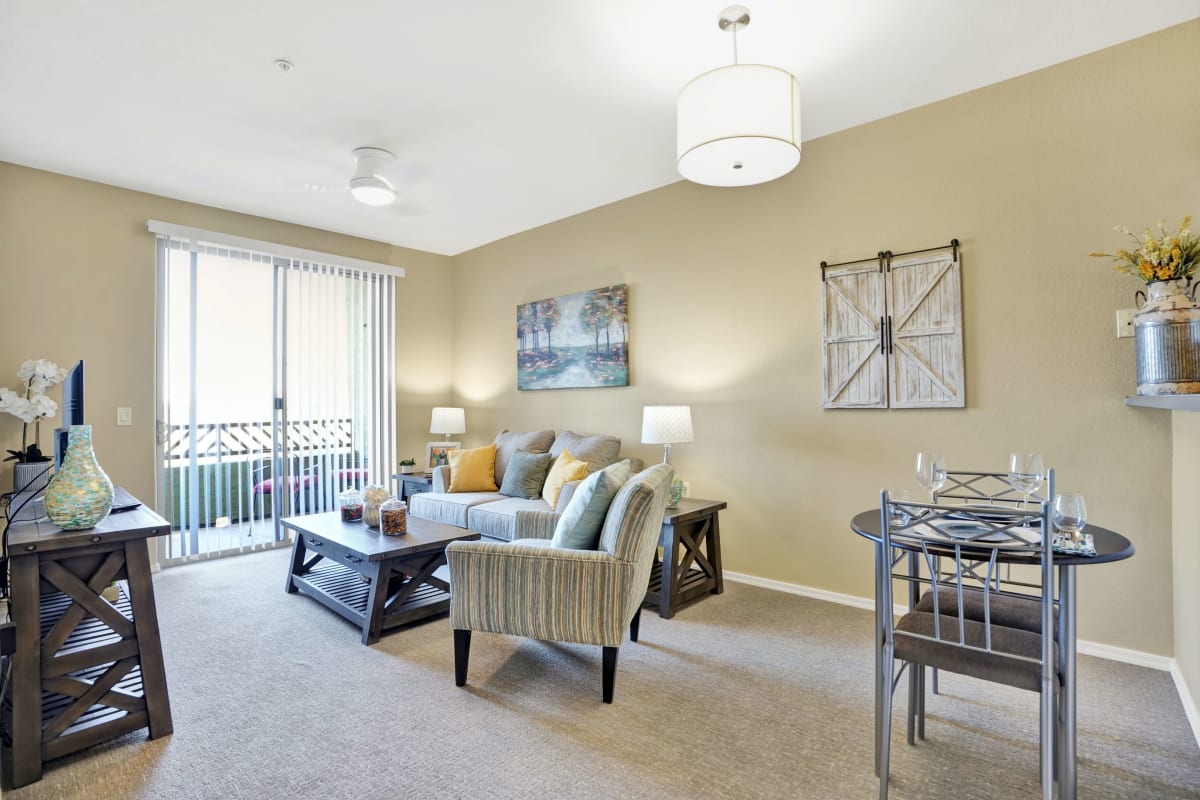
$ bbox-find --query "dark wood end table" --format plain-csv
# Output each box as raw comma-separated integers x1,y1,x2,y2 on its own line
644,498,727,619
392,473,434,503
3,504,174,790
282,511,478,644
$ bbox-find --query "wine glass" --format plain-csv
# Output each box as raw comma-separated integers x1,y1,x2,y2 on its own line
915,452,946,503
1053,493,1088,543
1008,452,1045,506
887,489,912,529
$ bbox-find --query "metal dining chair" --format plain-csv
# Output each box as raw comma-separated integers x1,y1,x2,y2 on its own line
877,474,1058,800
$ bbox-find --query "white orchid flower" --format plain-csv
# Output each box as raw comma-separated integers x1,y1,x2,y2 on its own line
17,358,65,386
3,395,38,423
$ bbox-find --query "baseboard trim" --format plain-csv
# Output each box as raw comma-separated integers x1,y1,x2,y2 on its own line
723,570,1173,669
724,571,877,611
1075,640,1172,670
1170,660,1200,750
724,569,1200,749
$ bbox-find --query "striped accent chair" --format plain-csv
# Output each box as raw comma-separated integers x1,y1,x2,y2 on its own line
446,463,674,703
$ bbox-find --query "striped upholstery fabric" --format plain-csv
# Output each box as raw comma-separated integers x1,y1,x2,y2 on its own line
466,497,550,541
447,463,674,649
513,509,560,540
408,491,503,528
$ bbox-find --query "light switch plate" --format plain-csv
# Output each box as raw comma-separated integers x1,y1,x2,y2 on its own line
116,407,132,426
682,481,691,498
1116,308,1136,339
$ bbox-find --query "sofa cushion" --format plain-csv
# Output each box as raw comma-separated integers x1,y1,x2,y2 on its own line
549,431,621,474
498,450,553,500
466,497,553,541
493,429,556,485
551,460,632,550
542,450,590,508
409,491,505,528
447,445,499,493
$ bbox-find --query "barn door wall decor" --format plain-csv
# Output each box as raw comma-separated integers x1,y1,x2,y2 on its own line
821,241,963,409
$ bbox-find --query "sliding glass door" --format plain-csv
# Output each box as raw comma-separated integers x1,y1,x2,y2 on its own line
154,232,396,565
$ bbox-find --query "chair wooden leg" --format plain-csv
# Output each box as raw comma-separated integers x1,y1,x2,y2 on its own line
602,646,619,704
630,607,642,643
453,629,471,687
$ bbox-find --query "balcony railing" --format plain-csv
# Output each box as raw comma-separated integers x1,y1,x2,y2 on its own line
162,417,361,529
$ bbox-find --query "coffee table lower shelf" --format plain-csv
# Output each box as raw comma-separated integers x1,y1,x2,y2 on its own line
294,561,451,628
291,561,452,640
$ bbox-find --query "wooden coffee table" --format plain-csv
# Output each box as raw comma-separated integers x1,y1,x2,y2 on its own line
282,512,479,644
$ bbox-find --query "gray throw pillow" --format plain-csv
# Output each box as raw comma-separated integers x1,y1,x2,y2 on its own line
549,430,621,474
498,450,553,500
493,429,556,485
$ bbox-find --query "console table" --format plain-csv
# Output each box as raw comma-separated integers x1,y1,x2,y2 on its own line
1,505,174,789
644,498,727,619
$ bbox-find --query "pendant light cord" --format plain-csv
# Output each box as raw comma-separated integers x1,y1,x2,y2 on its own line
731,24,739,65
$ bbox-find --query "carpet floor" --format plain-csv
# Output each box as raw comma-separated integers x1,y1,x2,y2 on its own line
7,548,1200,799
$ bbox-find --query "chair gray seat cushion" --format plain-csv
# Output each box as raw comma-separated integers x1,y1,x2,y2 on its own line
409,491,505,528
895,611,1053,692
915,588,1054,634
466,496,554,541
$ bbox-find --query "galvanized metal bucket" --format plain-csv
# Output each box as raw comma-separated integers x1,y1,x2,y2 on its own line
1134,279,1200,395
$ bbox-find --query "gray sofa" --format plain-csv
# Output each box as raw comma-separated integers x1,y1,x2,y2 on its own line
409,429,644,541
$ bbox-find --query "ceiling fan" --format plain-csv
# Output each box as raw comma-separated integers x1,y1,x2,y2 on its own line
305,146,430,214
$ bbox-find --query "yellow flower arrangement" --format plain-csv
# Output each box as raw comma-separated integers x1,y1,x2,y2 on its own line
1090,215,1200,284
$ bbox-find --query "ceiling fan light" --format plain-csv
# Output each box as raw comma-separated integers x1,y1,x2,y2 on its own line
349,175,397,206
677,63,801,187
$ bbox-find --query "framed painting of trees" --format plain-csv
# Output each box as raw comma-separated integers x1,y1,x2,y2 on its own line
517,284,629,390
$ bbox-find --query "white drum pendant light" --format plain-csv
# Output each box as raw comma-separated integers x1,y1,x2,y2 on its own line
677,5,801,187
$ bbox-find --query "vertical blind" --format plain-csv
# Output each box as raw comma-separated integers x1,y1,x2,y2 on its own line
152,221,400,562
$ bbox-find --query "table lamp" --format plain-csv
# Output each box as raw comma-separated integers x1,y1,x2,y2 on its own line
430,407,465,442
641,405,693,508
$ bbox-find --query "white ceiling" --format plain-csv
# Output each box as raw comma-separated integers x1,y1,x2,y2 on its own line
2,1,1197,256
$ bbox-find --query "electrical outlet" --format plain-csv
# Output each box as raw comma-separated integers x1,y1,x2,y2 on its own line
116,407,132,426
1116,309,1136,339
681,481,691,498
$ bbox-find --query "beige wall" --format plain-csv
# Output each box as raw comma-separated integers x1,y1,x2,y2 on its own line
0,163,454,506
1172,412,1200,710
451,21,1200,657
1,22,1195,669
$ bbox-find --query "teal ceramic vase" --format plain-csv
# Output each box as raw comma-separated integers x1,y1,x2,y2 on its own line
44,425,113,530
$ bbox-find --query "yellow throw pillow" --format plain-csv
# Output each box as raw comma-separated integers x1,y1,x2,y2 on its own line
447,444,499,493
542,449,589,508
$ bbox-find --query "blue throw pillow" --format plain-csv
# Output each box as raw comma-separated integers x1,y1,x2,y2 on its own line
551,460,632,549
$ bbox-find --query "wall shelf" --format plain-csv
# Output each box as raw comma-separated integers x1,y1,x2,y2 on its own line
1125,395,1200,412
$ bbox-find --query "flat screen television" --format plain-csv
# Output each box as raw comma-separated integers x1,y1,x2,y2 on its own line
55,359,84,469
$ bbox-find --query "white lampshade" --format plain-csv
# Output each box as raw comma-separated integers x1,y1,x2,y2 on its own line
430,407,466,436
677,63,801,187
641,406,694,445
